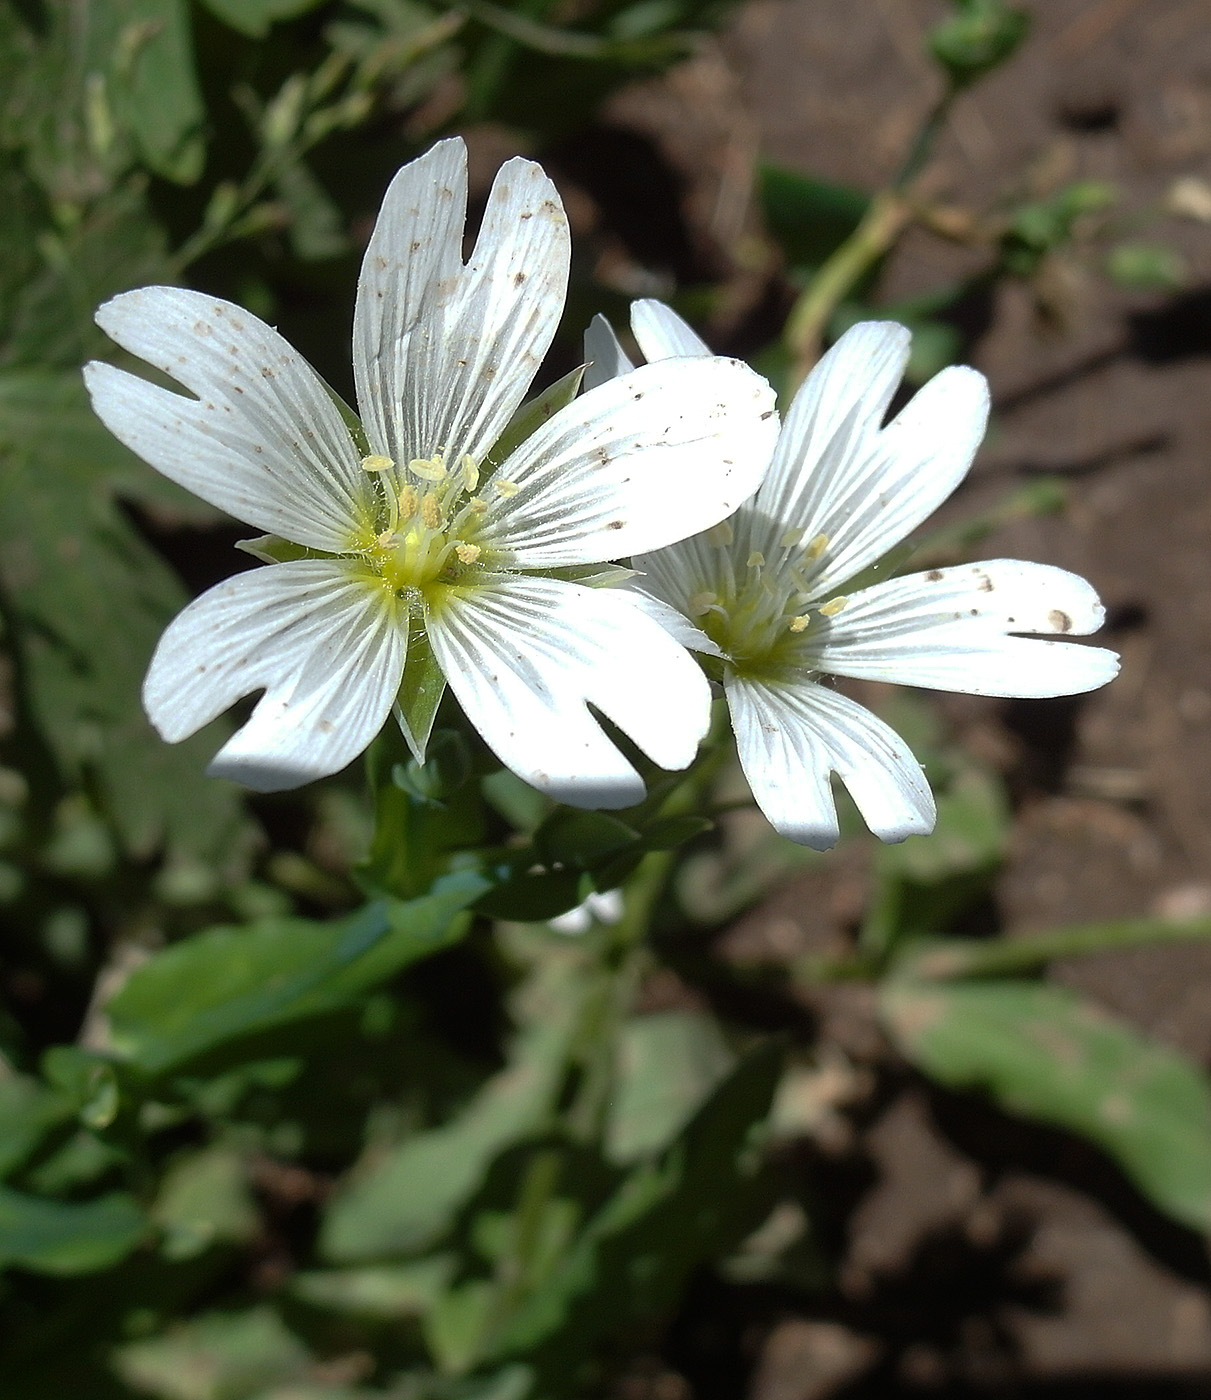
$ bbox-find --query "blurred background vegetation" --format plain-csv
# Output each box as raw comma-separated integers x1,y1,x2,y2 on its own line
2,1,1211,1396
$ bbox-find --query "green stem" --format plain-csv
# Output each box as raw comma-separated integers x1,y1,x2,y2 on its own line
782,191,911,393
895,917,1211,982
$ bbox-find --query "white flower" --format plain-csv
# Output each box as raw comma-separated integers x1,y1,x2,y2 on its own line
84,140,778,806
548,888,625,935
587,302,1119,849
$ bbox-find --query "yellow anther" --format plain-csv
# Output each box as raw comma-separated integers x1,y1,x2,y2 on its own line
818,595,849,617
398,484,418,517
495,479,519,498
409,453,447,482
420,493,443,530
706,519,734,547
788,615,811,633
468,495,488,512
780,528,804,550
376,529,396,549
746,551,765,569
688,590,716,617
455,543,481,564
461,454,479,491
806,533,829,561
361,454,394,473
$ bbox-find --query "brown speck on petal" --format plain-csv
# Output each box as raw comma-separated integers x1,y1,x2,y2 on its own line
1049,608,1073,633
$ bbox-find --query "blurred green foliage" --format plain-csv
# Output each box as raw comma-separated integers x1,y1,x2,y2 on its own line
0,2,1207,1397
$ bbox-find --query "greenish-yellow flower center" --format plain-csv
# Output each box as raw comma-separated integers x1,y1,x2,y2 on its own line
350,449,513,599
690,522,848,679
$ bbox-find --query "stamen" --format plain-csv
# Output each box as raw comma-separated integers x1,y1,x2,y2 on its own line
818,595,849,617
420,494,443,530
455,543,481,564
746,551,765,570
707,519,734,547
460,455,479,491
780,528,804,550
688,590,716,617
409,453,447,482
788,615,810,633
376,529,395,549
398,484,419,518
494,479,519,498
806,533,829,561
361,454,394,473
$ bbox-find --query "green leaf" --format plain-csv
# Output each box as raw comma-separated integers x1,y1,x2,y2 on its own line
1105,241,1188,291
484,366,585,473
198,0,329,39
758,164,869,273
109,0,206,182
494,1044,782,1368
0,1073,75,1180
4,0,204,190
395,617,448,764
320,1008,578,1261
927,0,1030,90
113,1307,308,1400
0,1186,145,1274
291,1256,455,1318
862,764,1009,956
605,1010,734,1163
0,370,245,861
536,811,638,869
106,874,486,1075
881,978,1211,1231
152,1145,259,1260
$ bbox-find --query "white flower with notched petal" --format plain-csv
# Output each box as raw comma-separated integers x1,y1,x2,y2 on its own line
587,302,1119,849
84,140,778,806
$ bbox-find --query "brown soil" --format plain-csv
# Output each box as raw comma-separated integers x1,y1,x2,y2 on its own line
587,1,1211,1394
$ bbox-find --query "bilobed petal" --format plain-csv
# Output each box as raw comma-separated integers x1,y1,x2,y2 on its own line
630,299,711,362
87,288,366,551
583,313,634,391
144,560,405,791
479,357,778,567
427,577,711,808
353,137,468,462
626,584,723,657
383,155,570,469
814,560,1120,697
745,321,910,557
797,363,989,601
726,674,935,850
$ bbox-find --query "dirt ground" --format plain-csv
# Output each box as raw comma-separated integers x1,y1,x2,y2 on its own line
573,0,1211,1394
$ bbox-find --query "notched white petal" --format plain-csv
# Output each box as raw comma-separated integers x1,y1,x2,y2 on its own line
88,288,366,551
480,356,779,567
353,137,469,462
363,148,571,470
428,578,711,808
727,674,935,850
816,559,1120,698
630,299,712,363
144,560,405,791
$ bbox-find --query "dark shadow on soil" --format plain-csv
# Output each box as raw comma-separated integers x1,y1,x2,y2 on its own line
1129,287,1211,363
927,1086,1211,1290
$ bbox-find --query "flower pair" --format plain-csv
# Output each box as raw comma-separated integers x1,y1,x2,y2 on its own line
85,138,1117,849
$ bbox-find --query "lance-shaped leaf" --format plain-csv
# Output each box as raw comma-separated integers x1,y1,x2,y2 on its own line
0,1187,146,1275
881,977,1211,1231
106,873,486,1075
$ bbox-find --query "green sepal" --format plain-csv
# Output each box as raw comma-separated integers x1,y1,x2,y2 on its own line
235,535,333,564
318,375,371,457
394,613,447,765
484,365,586,474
